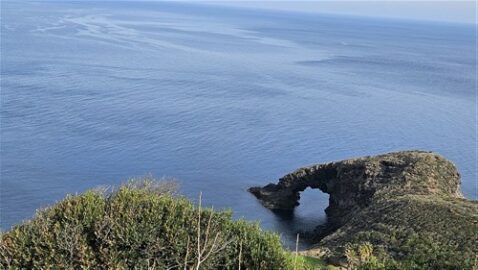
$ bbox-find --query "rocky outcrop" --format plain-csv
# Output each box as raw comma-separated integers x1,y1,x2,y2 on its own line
250,151,461,227
249,151,477,265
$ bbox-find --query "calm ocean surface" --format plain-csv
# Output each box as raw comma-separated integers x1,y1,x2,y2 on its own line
1,1,476,248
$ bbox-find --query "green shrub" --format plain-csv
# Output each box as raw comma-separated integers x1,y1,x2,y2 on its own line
0,180,294,269
3,179,472,270
348,241,478,270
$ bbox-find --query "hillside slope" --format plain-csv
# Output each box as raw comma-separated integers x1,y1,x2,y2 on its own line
250,151,478,269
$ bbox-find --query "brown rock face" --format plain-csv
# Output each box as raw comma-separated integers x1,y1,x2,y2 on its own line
249,150,462,231
250,151,478,267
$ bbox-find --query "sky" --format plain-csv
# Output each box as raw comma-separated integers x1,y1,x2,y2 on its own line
205,1,476,24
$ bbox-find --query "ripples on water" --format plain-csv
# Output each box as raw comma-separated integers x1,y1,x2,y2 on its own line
1,1,476,248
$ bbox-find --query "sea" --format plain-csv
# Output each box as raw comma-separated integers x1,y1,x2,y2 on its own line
1,1,476,248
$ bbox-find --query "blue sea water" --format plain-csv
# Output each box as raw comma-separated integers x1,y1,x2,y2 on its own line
1,1,476,248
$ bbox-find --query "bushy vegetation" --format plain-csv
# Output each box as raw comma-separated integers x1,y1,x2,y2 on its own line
0,179,297,269
1,179,476,270
319,194,478,270
327,241,478,270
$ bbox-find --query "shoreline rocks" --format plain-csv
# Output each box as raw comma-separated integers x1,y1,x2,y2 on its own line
249,150,477,265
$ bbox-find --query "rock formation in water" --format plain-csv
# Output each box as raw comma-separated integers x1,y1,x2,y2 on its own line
249,150,477,265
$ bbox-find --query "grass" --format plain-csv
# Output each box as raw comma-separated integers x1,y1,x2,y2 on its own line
318,194,478,270
298,256,328,269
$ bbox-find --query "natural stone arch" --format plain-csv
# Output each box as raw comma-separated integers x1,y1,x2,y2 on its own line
249,151,478,267
249,151,462,231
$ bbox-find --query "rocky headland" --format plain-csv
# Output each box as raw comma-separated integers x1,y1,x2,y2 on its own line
249,150,477,266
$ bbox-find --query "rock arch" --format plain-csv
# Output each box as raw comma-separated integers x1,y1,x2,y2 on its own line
249,150,462,230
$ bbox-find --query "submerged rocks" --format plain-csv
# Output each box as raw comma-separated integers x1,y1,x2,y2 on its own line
249,151,477,266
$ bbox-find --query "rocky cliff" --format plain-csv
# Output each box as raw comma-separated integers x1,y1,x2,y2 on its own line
249,151,477,266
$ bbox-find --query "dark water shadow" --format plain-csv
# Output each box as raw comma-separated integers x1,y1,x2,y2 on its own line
270,188,329,250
